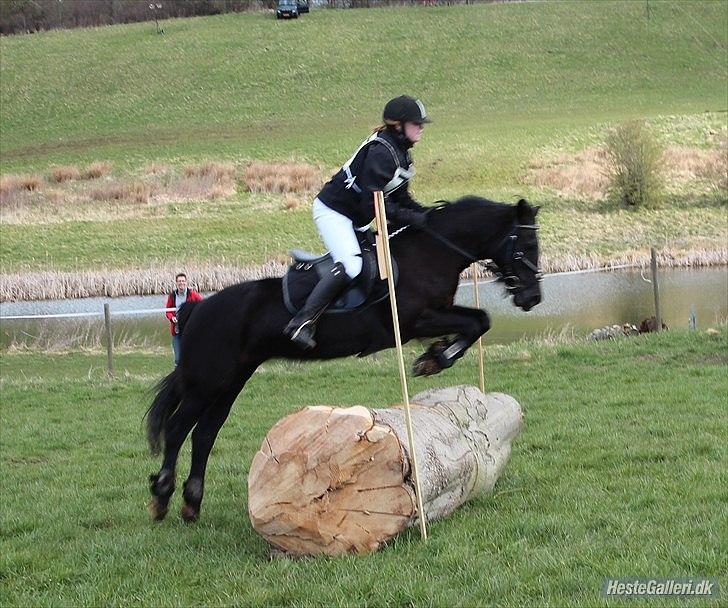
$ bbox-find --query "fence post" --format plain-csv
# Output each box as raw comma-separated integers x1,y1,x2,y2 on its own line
104,303,114,375
650,247,662,331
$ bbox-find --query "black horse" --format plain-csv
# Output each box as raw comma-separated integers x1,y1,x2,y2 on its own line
147,196,542,522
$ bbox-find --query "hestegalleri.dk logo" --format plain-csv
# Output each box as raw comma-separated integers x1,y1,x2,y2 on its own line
601,578,719,598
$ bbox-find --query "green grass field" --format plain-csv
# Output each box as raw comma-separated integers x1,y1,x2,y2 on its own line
1,327,726,606
1,2,726,169
1,1,726,278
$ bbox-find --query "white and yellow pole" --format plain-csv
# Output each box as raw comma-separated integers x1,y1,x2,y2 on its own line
373,191,428,540
471,263,485,393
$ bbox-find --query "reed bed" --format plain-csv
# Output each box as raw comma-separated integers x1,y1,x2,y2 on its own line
2,250,726,302
0,260,288,302
50,165,81,183
83,161,113,180
243,161,323,194
88,180,152,203
0,161,240,220
0,173,44,198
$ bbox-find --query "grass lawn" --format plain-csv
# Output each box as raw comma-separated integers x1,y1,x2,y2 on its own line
1,327,726,606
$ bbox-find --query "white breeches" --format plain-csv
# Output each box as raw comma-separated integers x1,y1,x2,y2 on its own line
312,198,364,280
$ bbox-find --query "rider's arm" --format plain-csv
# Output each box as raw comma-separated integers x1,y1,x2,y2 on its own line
357,144,398,198
359,145,427,228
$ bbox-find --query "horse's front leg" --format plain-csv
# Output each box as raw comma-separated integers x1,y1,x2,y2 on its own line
410,306,490,376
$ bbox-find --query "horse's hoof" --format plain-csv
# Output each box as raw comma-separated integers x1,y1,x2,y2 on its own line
428,339,450,355
412,354,442,377
148,499,168,522
180,504,199,523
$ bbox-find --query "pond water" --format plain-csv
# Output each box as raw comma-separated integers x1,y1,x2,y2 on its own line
1,267,726,350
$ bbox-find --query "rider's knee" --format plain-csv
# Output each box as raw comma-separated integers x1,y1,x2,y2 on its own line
478,310,491,333
340,256,362,281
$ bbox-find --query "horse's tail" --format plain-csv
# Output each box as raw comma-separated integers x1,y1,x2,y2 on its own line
146,369,181,456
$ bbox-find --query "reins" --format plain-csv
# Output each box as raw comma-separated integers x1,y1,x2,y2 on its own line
422,202,541,281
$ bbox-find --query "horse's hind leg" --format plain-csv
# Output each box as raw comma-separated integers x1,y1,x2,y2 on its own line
180,370,254,522
149,396,207,521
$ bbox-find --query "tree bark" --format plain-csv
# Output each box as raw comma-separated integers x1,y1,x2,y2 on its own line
248,385,523,556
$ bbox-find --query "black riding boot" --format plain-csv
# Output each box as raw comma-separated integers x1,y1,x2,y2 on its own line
283,262,350,349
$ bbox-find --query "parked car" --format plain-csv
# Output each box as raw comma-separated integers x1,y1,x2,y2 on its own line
276,0,299,18
297,0,310,13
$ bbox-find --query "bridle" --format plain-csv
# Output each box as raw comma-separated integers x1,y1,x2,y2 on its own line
485,224,542,294
420,205,542,294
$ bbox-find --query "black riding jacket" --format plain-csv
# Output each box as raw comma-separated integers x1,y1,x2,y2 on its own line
317,127,425,228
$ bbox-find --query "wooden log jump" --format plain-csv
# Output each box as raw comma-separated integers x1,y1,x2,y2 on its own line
248,385,523,556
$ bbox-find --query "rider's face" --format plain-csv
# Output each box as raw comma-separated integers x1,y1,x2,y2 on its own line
403,121,424,144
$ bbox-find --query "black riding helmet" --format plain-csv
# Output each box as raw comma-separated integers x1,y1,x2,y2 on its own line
383,95,432,125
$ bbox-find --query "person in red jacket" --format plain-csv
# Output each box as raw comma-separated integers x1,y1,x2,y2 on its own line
165,273,203,366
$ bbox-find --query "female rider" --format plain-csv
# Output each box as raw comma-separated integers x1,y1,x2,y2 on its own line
284,95,431,349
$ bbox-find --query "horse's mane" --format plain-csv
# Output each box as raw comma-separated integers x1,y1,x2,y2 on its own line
390,195,516,242
432,195,512,213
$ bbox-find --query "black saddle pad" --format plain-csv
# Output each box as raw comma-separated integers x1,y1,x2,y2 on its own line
282,235,397,315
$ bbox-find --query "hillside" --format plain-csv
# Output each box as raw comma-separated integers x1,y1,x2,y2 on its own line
0,1,726,287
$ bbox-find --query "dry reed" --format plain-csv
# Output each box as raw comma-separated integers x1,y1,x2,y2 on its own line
526,142,727,199
282,193,302,210
1,162,240,223
0,260,289,302
664,142,728,190
50,165,81,183
184,161,237,180
88,181,151,203
162,172,236,202
526,146,610,199
0,173,44,196
243,161,322,194
83,161,113,180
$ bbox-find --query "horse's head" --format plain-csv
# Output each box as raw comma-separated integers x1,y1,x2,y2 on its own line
421,195,542,311
489,199,542,312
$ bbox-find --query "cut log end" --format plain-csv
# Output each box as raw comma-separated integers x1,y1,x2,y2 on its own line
248,405,415,556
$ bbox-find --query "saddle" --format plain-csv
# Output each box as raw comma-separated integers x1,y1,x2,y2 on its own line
282,231,397,315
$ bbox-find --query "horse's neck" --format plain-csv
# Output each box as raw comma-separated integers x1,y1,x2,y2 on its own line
392,228,469,282
428,203,514,263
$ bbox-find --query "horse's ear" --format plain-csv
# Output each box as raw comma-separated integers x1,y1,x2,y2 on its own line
516,198,532,222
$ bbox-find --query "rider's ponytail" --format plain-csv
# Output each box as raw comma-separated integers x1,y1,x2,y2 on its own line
371,120,401,134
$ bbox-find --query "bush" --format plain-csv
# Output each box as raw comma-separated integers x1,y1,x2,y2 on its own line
605,121,664,208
